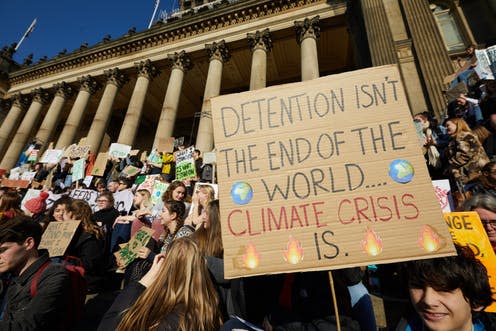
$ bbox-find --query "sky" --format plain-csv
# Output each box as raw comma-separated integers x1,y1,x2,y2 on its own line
0,0,180,64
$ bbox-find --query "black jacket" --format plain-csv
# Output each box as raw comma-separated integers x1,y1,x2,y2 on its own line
0,251,70,331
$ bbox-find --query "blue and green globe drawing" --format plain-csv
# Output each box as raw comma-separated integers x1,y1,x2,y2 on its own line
230,181,253,205
388,159,414,184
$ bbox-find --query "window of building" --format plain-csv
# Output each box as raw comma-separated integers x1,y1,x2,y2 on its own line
430,3,465,52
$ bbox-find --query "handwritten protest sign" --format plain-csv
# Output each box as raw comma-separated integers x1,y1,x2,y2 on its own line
203,151,216,164
20,171,36,182
64,144,90,159
175,146,196,181
113,189,134,214
46,191,62,210
157,137,174,153
40,149,64,164
174,136,185,148
109,143,131,159
211,65,456,278
137,175,160,193
432,179,454,212
39,221,81,257
121,165,141,178
69,189,98,211
28,149,39,162
114,227,154,268
91,152,108,177
444,212,496,312
151,181,169,206
72,159,85,182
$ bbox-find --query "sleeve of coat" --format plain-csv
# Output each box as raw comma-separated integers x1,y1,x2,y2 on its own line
449,134,479,167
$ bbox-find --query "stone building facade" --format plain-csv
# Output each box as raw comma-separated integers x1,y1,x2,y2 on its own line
0,0,494,170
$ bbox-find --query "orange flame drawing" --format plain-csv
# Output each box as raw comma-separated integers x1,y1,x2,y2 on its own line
361,227,383,256
417,225,444,252
242,243,260,269
283,235,304,264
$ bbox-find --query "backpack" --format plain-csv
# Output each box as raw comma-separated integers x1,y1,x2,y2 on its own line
30,256,87,330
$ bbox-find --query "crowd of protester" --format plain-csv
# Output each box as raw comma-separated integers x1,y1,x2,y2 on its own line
0,44,495,330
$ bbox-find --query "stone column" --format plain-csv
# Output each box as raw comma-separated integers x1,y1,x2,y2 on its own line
118,60,159,146
195,41,230,152
247,29,272,90
56,76,99,149
0,94,29,156
35,82,74,149
153,51,192,148
295,16,320,81
0,89,50,170
401,0,454,118
86,68,128,154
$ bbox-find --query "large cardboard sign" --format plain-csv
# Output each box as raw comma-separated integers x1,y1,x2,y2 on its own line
444,212,496,312
39,221,81,257
114,227,154,268
64,144,90,159
211,65,456,278
157,137,174,153
69,189,98,211
175,146,196,180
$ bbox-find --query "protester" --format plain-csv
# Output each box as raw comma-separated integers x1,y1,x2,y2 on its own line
0,191,23,221
185,183,215,229
106,180,119,193
93,191,119,263
64,199,105,294
462,193,496,253
98,237,222,331
23,191,49,223
0,216,70,330
41,195,73,231
398,245,495,331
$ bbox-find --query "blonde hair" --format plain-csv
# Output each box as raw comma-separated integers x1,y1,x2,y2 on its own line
134,189,152,209
193,200,223,258
116,237,222,331
196,184,215,216
446,117,471,136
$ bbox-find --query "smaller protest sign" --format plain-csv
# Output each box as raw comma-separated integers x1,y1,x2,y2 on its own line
83,176,93,188
203,151,216,164
174,136,185,148
157,137,174,153
69,189,98,211
151,181,169,206
8,167,22,180
113,189,135,214
39,221,81,257
109,143,132,159
444,212,496,312
0,179,30,188
28,149,39,162
137,175,160,193
46,191,63,210
174,146,196,181
147,149,162,165
121,165,141,178
72,159,85,182
20,171,36,182
114,227,154,268
475,48,495,80
64,144,91,159
40,149,64,164
445,81,468,103
91,152,108,177
129,149,139,156
432,179,455,212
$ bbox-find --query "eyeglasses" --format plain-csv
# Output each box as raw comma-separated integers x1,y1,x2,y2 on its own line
481,220,496,227
96,199,108,203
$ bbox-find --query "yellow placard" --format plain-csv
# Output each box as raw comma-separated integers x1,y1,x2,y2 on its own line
211,65,456,278
444,211,496,312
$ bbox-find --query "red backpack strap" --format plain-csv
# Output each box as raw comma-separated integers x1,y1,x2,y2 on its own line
30,260,51,297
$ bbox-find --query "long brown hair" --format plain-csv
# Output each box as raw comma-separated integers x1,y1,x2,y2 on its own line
0,191,22,214
116,237,222,331
162,181,187,202
193,200,223,258
163,200,186,237
66,200,103,240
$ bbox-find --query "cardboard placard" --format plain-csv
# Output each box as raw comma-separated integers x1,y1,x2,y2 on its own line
174,136,185,148
157,137,175,153
0,179,30,188
114,227,154,268
109,143,132,159
129,149,139,156
20,171,36,182
91,152,108,177
136,175,160,193
211,65,456,278
64,144,90,159
121,165,141,178
174,146,197,180
69,189,98,211
39,221,81,257
445,81,468,103
40,149,64,164
113,189,135,214
72,159,85,182
444,212,496,312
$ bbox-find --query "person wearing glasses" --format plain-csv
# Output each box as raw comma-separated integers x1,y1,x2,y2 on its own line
462,193,496,252
93,192,119,257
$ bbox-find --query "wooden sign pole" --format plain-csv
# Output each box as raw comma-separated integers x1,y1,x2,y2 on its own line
328,271,342,331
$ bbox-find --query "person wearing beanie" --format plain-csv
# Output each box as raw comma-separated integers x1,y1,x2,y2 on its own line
24,192,49,223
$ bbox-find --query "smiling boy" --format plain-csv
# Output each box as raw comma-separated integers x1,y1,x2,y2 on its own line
403,245,495,331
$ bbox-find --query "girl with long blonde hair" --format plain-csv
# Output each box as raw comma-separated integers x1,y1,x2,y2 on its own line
185,184,215,229
99,237,222,331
